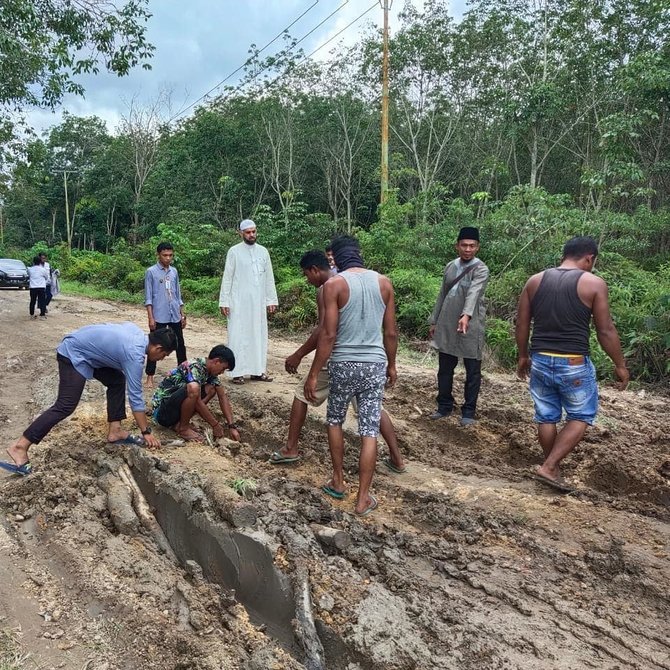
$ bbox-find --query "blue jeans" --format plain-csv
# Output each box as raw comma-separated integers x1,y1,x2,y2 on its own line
529,353,598,425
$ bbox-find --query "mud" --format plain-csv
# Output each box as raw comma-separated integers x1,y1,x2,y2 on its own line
0,289,669,669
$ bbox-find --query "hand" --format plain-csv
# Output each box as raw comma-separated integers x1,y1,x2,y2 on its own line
220,306,230,317
386,365,397,388
614,365,630,391
267,305,277,314
285,353,302,374
517,356,531,380
148,318,156,331
143,433,161,449
304,374,318,402
181,315,187,328
428,325,436,339
229,427,241,442
457,314,471,334
212,423,225,439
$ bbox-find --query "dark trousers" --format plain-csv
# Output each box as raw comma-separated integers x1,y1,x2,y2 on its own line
145,321,187,375
45,284,53,306
29,288,46,316
23,354,127,444
436,353,482,419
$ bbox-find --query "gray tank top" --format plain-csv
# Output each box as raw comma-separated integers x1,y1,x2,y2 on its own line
331,270,387,363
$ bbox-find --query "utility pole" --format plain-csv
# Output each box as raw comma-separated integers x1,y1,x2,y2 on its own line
380,0,390,205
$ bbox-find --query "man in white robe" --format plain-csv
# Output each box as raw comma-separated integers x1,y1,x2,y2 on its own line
219,219,278,383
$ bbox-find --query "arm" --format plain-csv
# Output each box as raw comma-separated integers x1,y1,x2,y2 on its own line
381,276,399,386
458,263,489,334
219,250,235,316
144,270,156,330
428,263,452,338
304,280,340,401
126,362,161,447
591,279,629,389
515,280,533,379
174,268,186,326
265,251,278,313
285,288,324,373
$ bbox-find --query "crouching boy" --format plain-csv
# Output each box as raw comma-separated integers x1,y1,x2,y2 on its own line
151,345,240,442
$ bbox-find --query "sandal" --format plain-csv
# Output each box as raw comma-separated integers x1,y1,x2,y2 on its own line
250,374,273,382
232,377,245,385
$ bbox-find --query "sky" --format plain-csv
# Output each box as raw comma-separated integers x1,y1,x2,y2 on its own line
28,0,466,136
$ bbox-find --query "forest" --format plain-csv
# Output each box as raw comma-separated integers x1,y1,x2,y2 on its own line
1,0,668,381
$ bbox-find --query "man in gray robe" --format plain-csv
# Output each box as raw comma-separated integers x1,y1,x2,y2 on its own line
428,227,489,426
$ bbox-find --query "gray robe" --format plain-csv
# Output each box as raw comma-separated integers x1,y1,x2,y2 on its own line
429,257,489,360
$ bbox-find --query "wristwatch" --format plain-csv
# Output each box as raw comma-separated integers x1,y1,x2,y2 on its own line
227,423,238,430
141,427,152,435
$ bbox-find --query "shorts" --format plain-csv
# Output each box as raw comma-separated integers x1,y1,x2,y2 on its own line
529,353,598,425
153,385,207,427
295,367,330,407
327,361,386,437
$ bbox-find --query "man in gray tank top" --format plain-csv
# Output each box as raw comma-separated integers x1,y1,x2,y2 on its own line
304,236,399,516
515,236,629,492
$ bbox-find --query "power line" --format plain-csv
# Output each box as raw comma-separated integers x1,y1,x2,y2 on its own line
168,0,323,123
258,1,378,95
209,0,354,108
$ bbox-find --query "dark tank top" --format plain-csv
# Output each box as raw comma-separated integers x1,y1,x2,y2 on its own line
530,268,592,355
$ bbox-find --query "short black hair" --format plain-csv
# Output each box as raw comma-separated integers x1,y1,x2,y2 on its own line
149,326,178,353
325,244,333,252
156,241,174,253
33,255,42,265
208,344,235,371
562,236,599,260
38,252,47,258
300,250,330,271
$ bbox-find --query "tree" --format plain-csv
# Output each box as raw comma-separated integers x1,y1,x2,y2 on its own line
0,0,154,111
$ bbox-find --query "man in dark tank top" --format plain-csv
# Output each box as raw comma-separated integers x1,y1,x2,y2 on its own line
515,236,629,492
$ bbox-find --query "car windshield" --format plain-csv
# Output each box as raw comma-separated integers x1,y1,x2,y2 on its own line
0,259,27,270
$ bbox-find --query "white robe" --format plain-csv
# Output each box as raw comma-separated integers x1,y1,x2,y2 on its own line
218,242,278,377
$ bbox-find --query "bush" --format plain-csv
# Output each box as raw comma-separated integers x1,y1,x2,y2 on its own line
388,268,442,338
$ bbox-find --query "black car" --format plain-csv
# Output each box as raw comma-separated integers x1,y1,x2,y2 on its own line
0,258,30,289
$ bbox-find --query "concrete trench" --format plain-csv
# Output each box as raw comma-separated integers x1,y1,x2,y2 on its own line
127,451,369,670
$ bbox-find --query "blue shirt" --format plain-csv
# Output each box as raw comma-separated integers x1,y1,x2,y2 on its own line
144,263,183,323
57,323,148,412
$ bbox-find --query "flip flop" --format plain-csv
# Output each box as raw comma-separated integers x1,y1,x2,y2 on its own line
532,471,575,493
383,457,407,474
355,494,378,517
232,377,245,385
269,451,301,465
108,435,145,446
0,461,33,477
322,483,346,500
250,374,273,382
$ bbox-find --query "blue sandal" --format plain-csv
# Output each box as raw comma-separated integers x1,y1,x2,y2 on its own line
108,435,144,446
0,461,33,476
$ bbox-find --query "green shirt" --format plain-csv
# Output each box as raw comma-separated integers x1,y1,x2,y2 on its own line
151,358,220,411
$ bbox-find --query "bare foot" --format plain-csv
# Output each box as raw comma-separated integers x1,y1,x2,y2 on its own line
536,464,561,482
106,431,133,443
7,444,29,467
177,427,204,442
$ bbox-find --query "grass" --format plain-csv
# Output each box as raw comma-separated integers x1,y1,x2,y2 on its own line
230,478,257,499
0,629,31,670
60,279,144,306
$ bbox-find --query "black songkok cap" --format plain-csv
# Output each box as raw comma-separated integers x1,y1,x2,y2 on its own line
457,226,480,242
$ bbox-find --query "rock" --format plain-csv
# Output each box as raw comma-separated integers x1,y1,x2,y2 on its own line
319,594,335,612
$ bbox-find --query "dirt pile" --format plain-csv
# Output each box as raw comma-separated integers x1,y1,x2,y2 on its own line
1,290,669,669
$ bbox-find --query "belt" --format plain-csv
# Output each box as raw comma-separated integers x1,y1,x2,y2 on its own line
538,352,586,366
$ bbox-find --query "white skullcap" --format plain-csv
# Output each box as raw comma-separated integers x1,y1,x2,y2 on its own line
239,219,256,231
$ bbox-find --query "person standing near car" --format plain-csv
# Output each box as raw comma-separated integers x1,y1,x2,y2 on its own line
27,256,50,319
144,241,187,387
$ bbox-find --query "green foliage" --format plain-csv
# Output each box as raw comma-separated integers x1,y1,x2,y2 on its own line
486,318,517,368
387,268,441,338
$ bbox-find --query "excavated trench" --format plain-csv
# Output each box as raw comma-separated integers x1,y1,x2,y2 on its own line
128,451,368,670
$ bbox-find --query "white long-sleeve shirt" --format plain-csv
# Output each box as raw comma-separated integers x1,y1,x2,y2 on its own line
27,265,50,289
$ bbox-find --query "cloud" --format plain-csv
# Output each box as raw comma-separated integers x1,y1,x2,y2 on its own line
24,0,465,136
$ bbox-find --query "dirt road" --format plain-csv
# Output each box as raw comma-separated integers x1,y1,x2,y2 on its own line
0,289,668,669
